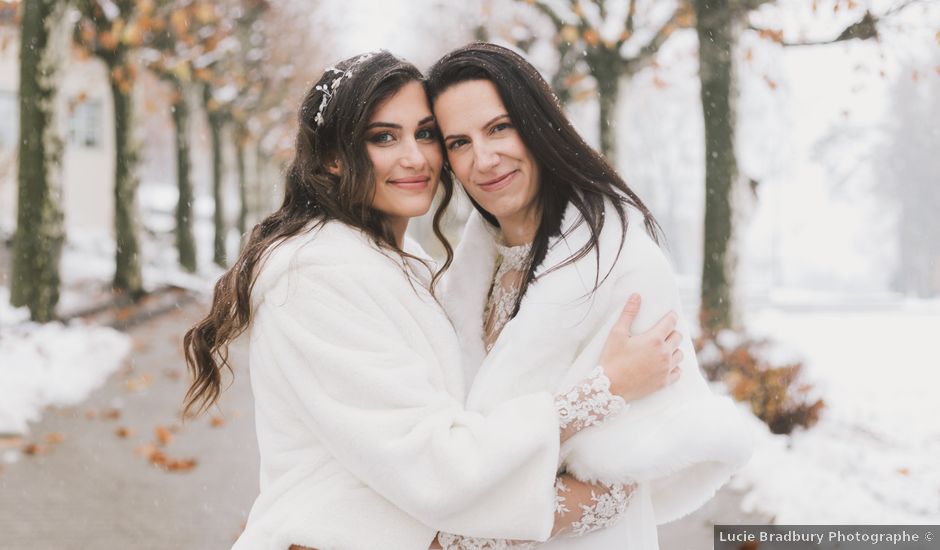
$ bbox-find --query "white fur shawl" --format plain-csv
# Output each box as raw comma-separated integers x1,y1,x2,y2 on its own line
233,220,563,550
440,201,756,548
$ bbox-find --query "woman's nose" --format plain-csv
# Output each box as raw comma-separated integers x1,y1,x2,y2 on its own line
400,138,428,169
472,142,499,171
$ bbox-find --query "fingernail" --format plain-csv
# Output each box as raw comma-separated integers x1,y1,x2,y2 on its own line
628,294,640,303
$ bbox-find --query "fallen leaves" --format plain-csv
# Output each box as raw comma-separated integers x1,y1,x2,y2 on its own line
155,425,174,446
115,426,135,438
135,443,197,472
1,431,66,460
0,435,23,450
209,416,225,428
22,443,43,456
124,373,153,392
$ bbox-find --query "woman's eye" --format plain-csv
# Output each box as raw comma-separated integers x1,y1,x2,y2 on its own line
416,127,437,140
369,132,394,144
492,122,512,133
447,139,468,151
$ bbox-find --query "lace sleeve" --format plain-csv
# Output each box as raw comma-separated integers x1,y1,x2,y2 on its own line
435,476,635,549
555,365,627,443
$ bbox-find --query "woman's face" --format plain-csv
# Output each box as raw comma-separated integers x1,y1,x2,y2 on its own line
366,80,442,229
433,79,540,236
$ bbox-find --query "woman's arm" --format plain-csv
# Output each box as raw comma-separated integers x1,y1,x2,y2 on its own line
433,474,635,549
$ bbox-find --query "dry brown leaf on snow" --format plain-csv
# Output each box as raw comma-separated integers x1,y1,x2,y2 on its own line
84,407,97,420
210,416,225,428
22,443,43,456
154,425,174,446
125,373,153,392
43,433,64,444
115,426,135,438
101,408,122,421
146,447,197,472
165,457,198,472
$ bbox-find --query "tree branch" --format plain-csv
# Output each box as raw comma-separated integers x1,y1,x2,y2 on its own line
623,0,637,39
533,0,566,31
622,5,681,74
749,10,880,47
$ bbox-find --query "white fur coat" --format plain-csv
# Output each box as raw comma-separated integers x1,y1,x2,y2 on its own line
440,201,756,549
232,220,563,550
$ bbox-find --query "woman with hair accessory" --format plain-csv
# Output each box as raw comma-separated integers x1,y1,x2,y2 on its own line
427,43,756,549
182,51,684,550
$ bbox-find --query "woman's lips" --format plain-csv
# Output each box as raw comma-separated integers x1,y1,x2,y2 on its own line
388,176,430,190
477,170,517,192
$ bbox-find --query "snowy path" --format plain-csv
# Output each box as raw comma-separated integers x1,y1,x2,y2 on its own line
0,301,259,550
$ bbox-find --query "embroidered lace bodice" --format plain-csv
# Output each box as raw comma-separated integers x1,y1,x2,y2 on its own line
438,235,632,549
482,241,532,353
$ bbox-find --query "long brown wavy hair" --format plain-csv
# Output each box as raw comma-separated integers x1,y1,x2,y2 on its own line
182,51,454,417
426,42,661,318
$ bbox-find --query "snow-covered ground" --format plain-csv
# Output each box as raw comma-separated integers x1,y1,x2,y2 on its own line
0,286,132,434
0,181,222,435
733,300,940,523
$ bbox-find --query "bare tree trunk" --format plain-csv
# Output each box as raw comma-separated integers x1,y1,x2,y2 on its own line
695,0,739,334
204,85,226,267
171,82,197,272
235,125,248,242
254,139,268,218
11,0,68,322
592,52,622,165
111,71,143,297
597,76,620,166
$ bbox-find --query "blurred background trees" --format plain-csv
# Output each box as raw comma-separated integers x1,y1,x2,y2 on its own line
2,0,938,334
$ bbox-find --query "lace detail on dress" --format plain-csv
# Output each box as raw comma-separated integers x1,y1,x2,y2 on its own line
554,477,570,515
555,365,627,435
570,481,634,535
482,241,532,353
437,478,635,548
437,533,537,550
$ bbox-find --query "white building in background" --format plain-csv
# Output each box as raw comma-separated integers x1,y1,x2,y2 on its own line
0,19,213,242
0,22,117,236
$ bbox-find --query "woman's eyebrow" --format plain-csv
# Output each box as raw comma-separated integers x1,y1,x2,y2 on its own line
443,113,509,141
366,122,401,130
367,116,435,130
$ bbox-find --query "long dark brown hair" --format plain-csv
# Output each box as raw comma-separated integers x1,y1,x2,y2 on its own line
426,42,660,316
183,51,454,417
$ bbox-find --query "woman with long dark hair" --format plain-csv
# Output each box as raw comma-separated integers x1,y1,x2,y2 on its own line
427,43,755,549
182,51,685,550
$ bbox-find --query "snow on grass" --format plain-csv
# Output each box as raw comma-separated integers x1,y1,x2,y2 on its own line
732,303,940,523
0,287,132,435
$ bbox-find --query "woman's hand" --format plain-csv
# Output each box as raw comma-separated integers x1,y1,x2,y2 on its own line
599,294,683,403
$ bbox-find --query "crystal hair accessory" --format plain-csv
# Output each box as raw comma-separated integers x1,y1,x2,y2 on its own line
314,52,377,127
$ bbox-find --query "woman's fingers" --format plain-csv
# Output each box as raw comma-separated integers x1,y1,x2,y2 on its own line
665,330,682,350
672,348,684,366
612,293,642,337
649,311,678,341
668,365,682,384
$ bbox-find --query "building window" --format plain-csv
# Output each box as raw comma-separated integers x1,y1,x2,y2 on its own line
0,91,17,150
68,98,103,148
